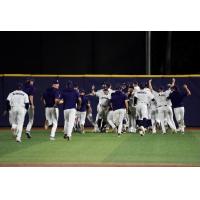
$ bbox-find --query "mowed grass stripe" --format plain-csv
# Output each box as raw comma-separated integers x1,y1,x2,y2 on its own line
0,131,124,163
103,133,200,164
0,130,200,165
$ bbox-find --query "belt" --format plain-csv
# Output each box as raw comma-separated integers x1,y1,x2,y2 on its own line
157,105,167,108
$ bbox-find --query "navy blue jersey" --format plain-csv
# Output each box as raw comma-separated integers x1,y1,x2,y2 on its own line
61,88,80,110
77,95,89,112
23,83,35,96
111,91,128,111
168,91,187,108
43,87,60,107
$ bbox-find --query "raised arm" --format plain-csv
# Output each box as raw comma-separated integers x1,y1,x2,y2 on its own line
168,78,176,88
148,79,153,92
183,84,191,96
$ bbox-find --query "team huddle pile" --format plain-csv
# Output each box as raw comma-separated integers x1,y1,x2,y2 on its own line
5,78,191,143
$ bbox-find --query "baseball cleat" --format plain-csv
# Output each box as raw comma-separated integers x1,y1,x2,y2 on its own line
26,132,32,139
64,134,67,139
16,139,21,143
50,137,55,141
67,136,71,141
139,130,144,136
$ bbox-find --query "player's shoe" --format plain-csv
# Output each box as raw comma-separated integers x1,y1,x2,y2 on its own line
50,137,55,141
26,132,32,139
117,133,121,137
67,136,71,141
16,138,21,143
139,126,145,136
64,134,67,139
172,129,177,134
139,130,144,136
94,124,101,133
113,127,118,133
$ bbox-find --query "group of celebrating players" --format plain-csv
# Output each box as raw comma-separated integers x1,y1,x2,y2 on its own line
5,77,191,142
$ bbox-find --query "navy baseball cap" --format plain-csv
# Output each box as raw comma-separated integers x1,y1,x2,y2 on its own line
17,82,23,90
66,80,73,88
139,82,145,89
26,77,34,82
52,79,59,84
80,89,85,93
115,83,122,90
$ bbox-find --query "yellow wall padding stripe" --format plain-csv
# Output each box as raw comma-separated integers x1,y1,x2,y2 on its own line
0,74,200,78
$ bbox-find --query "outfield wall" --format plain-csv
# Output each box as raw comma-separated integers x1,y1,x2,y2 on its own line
0,74,199,127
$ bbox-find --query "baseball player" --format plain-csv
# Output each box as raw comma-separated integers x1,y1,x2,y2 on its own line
91,84,111,132
6,83,29,142
133,81,140,92
61,81,81,141
23,78,35,139
167,83,191,133
42,80,61,140
134,83,155,136
110,84,128,136
76,89,91,133
127,85,137,133
148,80,177,134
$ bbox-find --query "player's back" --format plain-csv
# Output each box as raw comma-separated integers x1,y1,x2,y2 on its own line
96,90,111,106
135,89,153,104
169,91,187,108
23,83,35,96
62,88,79,109
77,95,88,112
8,90,29,108
153,91,167,106
111,91,127,111
43,87,60,107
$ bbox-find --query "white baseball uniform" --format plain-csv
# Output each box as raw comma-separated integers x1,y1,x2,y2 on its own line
153,90,176,133
7,90,29,141
95,90,111,121
134,89,154,120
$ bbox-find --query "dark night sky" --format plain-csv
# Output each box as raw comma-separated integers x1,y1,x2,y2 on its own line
0,31,199,74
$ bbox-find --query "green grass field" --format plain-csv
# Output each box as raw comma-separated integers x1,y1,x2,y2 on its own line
0,129,200,166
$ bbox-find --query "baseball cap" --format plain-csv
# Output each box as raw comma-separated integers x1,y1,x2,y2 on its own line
80,89,85,93
66,80,73,88
52,79,59,84
26,77,35,82
17,82,23,90
115,83,122,90
139,82,145,89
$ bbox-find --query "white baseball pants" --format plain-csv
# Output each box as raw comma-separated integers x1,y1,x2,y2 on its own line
10,107,26,140
107,110,116,129
76,111,86,126
174,107,185,132
26,107,34,132
150,108,158,133
113,109,126,134
157,106,176,133
64,108,76,137
136,103,148,120
45,107,59,138
166,106,176,130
